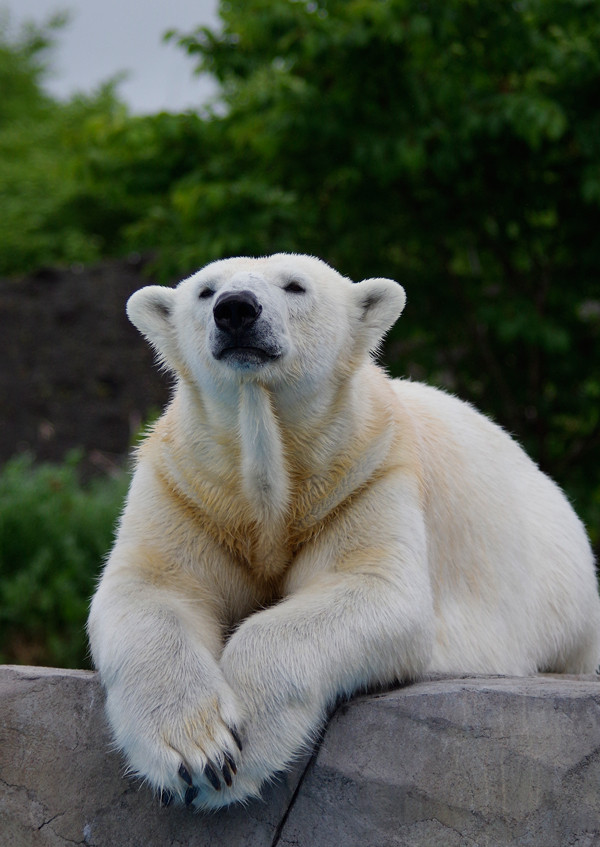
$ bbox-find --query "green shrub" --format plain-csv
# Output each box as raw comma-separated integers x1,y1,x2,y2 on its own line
0,452,128,668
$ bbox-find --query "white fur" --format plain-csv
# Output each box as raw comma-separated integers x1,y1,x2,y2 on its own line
88,253,600,810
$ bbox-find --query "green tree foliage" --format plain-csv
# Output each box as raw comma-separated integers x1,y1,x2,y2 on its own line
0,15,212,275
0,14,130,273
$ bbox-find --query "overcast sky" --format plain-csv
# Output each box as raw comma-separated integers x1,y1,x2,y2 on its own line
4,0,220,113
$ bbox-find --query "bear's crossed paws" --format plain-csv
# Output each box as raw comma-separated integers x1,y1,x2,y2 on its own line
150,691,318,810
119,637,324,810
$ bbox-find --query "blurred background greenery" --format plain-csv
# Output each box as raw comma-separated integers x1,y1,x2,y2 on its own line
1,0,599,668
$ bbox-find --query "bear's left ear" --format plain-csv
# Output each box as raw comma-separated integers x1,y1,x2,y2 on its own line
352,277,406,351
126,285,179,369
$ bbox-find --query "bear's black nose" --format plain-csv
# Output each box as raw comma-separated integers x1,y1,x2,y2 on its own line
213,290,262,333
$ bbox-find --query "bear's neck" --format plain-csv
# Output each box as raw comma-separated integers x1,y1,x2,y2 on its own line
166,366,394,578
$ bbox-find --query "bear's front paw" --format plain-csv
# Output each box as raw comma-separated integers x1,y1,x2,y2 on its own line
105,676,246,809
158,726,243,809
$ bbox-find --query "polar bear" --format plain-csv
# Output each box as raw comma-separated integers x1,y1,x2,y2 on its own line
88,253,600,810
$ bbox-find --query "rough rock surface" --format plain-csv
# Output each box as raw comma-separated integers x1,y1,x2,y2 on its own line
1,666,600,847
281,675,600,847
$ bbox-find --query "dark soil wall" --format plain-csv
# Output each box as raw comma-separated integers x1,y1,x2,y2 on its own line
0,256,171,472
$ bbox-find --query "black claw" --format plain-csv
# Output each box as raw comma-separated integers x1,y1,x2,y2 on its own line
185,785,199,807
230,726,243,751
160,788,174,807
224,751,237,775
204,762,222,791
221,760,233,787
178,763,193,786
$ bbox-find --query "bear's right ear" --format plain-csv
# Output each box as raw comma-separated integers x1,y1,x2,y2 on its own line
126,286,178,368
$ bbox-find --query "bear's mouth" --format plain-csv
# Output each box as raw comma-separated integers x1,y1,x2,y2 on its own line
215,346,281,366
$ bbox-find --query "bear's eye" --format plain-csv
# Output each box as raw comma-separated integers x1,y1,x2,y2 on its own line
199,288,215,300
283,280,306,294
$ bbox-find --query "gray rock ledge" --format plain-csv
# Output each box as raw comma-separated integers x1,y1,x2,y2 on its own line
1,666,600,847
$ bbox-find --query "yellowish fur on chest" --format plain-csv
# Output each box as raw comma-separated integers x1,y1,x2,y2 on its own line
141,370,417,588
151,458,361,583
149,435,402,587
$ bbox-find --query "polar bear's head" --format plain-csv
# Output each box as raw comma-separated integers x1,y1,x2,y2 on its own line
127,254,405,392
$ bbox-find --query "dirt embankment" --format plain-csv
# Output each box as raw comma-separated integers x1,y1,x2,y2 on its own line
0,256,171,473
